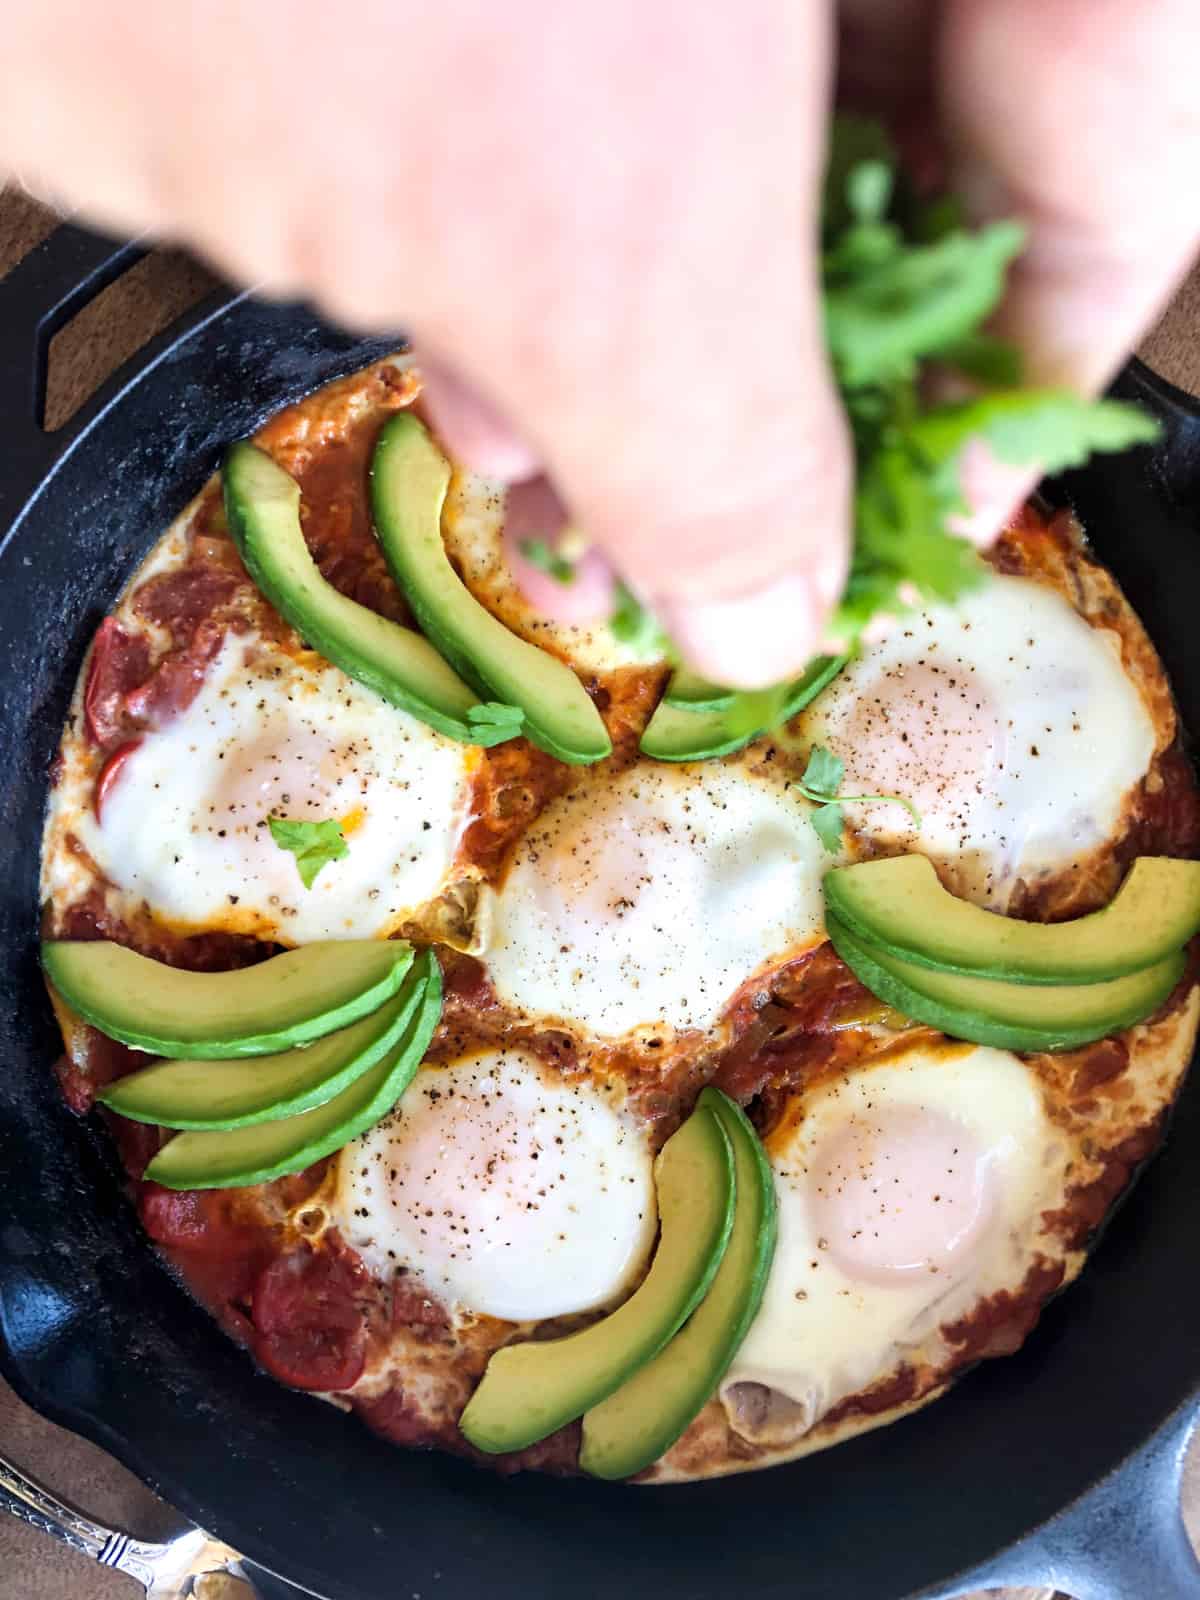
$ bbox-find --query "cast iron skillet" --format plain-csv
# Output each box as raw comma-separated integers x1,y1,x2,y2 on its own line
2,225,1200,1600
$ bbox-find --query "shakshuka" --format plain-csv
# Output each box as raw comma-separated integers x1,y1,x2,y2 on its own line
39,355,1200,1482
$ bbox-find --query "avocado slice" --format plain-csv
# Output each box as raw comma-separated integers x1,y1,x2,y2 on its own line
370,413,611,766
662,667,736,713
99,978,425,1130
640,654,846,761
458,1101,735,1455
826,914,1185,1052
222,442,521,747
42,939,414,1059
826,854,1200,984
579,1088,776,1479
143,949,442,1190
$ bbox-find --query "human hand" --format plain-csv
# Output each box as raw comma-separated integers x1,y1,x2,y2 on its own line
3,0,1196,686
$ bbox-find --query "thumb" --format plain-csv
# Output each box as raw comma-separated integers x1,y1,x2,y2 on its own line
940,0,1200,539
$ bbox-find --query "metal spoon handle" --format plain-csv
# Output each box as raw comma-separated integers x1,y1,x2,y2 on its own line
0,1447,175,1591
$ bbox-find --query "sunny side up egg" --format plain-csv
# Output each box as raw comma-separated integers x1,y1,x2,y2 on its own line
481,761,829,1041
798,574,1157,909
331,1047,656,1322
71,632,476,943
720,1039,1069,1445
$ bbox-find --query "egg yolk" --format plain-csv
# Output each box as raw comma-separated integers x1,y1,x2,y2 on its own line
833,656,1001,830
807,1102,998,1286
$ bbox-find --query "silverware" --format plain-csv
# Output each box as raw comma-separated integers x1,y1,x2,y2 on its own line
0,1448,257,1597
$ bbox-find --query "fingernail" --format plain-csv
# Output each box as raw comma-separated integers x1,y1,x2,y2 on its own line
659,574,822,692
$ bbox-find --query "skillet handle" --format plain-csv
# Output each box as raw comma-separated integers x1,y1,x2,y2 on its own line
0,221,144,527
958,1400,1200,1600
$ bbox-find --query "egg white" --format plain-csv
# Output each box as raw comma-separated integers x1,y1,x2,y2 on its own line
332,1047,656,1322
74,632,476,943
720,1040,1069,1443
482,760,828,1041
798,575,1156,908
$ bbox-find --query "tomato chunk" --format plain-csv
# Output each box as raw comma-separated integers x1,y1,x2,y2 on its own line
252,1241,369,1392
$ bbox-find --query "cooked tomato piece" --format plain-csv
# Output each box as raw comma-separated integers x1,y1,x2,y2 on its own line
140,1184,223,1248
123,619,225,727
83,617,151,747
131,564,241,633
93,737,142,821
391,1274,450,1334
354,1385,432,1447
252,1241,369,1392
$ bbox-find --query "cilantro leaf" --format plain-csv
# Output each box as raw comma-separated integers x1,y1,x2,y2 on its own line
467,701,525,732
800,745,845,799
909,390,1162,501
613,116,1161,718
267,816,349,890
794,742,920,851
610,581,676,660
809,802,846,854
825,221,1025,388
519,538,576,585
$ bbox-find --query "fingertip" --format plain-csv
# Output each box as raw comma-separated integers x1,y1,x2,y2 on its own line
945,442,1037,548
658,572,828,692
419,355,542,482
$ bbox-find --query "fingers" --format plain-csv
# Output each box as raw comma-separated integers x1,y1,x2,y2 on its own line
458,2,851,689
941,0,1200,403
418,356,542,482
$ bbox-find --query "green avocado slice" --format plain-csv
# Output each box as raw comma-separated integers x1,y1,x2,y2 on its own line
42,939,413,1059
826,854,1200,985
826,914,1185,1052
458,1101,735,1456
142,949,442,1190
579,1088,777,1479
370,413,612,766
99,977,425,1130
222,442,521,747
640,654,846,761
662,667,736,713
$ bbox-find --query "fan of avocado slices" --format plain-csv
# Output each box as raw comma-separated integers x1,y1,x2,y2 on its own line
530,114,1159,762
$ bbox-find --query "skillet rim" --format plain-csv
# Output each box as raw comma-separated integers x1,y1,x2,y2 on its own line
2,226,1200,1600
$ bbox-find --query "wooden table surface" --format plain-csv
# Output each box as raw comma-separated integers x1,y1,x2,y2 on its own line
1,186,1197,1600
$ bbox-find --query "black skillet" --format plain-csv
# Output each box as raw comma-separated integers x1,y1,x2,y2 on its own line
2,223,1200,1600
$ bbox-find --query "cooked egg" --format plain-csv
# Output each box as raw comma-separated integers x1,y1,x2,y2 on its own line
798,575,1156,908
482,761,828,1040
74,632,475,943
441,469,659,676
331,1047,656,1321
719,1040,1069,1444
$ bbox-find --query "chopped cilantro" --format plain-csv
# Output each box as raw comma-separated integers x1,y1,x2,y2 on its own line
809,802,847,855
822,113,1157,655
795,743,921,854
520,538,576,585
565,113,1160,715
609,580,676,661
267,816,349,889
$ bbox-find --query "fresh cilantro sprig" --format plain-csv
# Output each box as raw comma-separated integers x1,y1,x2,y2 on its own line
796,745,921,854
823,114,1158,651
520,538,576,585
609,580,676,661
267,816,350,889
516,115,1158,687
